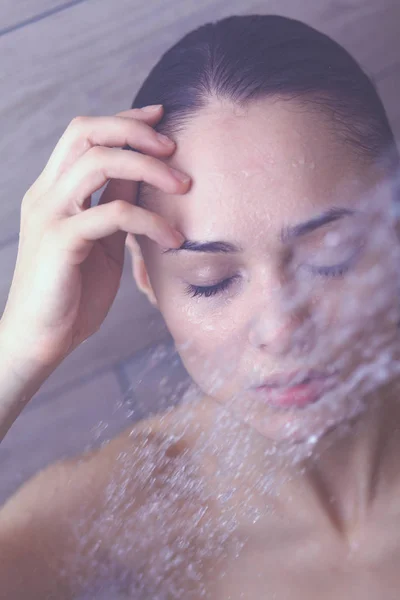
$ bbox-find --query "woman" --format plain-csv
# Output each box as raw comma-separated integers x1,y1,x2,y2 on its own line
1,13,400,599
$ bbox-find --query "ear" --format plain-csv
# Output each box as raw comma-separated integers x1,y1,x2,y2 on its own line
125,234,158,308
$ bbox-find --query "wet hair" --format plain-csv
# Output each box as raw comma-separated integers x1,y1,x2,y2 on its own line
126,14,399,207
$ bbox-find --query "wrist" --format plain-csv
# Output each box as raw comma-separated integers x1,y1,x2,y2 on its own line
0,323,57,440
0,320,57,389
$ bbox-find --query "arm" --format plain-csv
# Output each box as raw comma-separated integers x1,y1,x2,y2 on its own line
0,323,58,442
0,106,188,440
0,105,187,442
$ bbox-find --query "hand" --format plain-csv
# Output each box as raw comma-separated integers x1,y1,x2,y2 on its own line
1,105,190,378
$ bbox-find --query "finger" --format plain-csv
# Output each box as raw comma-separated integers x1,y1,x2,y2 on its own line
116,106,162,118
53,146,190,214
96,109,172,210
98,177,137,209
37,106,167,190
50,200,184,267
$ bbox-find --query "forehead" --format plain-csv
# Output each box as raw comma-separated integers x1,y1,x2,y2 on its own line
143,98,374,239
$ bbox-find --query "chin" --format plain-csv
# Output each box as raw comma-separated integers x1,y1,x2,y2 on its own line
241,382,370,462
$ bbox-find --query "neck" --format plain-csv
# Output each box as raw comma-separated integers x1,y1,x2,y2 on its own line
294,381,400,537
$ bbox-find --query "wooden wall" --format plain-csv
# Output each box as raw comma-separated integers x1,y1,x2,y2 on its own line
0,0,398,503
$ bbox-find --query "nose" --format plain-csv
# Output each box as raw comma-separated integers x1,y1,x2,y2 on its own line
248,289,316,356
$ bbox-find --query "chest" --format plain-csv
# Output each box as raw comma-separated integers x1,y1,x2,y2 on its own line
207,521,400,600
100,524,400,600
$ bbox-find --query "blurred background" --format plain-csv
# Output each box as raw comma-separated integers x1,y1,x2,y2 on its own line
0,0,399,504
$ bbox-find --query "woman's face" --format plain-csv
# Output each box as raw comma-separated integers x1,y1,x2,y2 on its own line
133,97,400,444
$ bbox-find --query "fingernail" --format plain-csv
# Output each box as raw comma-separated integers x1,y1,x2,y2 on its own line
164,231,185,248
170,167,191,184
156,133,175,146
142,104,162,112
174,231,185,245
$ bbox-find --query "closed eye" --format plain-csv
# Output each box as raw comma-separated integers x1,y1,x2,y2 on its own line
184,246,362,300
184,276,238,298
303,241,365,278
305,262,351,277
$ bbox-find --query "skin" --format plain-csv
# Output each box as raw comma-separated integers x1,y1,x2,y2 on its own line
3,96,400,599
133,96,400,459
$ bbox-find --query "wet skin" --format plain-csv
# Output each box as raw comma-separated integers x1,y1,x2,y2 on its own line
3,97,400,598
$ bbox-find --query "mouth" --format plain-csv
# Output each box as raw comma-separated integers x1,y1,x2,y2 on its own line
252,370,337,409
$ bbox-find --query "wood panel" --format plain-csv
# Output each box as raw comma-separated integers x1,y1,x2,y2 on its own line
0,0,398,421
118,337,190,423
0,367,131,505
1,0,397,245
0,0,86,35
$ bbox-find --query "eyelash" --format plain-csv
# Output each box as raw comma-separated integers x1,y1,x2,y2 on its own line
185,276,238,298
305,262,351,278
185,261,352,299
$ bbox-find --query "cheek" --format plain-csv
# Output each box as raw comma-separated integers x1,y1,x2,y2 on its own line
161,300,231,355
152,264,241,356
159,297,243,388
348,253,399,325
319,253,400,366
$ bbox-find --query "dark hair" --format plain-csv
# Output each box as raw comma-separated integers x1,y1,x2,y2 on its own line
127,14,399,205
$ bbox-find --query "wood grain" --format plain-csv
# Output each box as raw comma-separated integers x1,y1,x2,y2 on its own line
0,0,398,501
0,0,86,35
1,0,398,244
0,367,130,505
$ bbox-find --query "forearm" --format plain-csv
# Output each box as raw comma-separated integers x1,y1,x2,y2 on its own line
0,359,42,442
0,326,55,442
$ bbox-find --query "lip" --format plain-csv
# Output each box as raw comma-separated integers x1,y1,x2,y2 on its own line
253,371,337,409
252,369,333,390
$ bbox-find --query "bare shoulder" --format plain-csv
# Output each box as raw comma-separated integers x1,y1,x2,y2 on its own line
0,399,218,597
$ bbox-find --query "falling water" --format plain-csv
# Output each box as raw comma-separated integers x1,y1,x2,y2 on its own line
68,172,400,598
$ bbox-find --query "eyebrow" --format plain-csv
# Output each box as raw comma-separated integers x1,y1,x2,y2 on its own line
161,207,356,255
